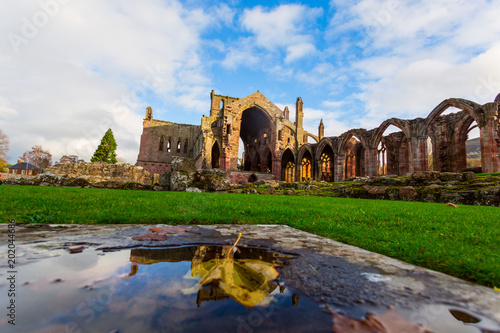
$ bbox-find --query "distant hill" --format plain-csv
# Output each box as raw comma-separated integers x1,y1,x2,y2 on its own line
466,137,481,155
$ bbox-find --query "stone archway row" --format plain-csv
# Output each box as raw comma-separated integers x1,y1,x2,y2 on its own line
284,96,500,182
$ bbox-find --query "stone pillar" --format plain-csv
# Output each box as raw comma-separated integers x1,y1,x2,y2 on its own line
409,136,429,172
479,103,500,173
364,148,378,176
283,106,290,120
334,154,345,182
318,119,324,140
272,153,281,180
295,97,304,146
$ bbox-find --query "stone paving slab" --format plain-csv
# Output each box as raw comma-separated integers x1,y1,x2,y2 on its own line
1,223,499,331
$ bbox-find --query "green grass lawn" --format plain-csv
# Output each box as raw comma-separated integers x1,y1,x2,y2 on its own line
1,185,499,287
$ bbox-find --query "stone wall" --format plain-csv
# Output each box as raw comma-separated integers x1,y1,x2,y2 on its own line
45,162,152,184
136,108,202,175
228,171,276,184
228,171,500,207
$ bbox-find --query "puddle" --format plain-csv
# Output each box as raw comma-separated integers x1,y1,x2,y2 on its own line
0,245,332,333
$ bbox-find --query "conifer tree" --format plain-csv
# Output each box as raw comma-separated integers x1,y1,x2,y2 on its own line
91,129,117,164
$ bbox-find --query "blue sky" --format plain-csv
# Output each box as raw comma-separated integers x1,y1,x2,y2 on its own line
1,0,499,163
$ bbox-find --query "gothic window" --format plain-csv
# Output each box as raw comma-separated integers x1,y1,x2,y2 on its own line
177,140,181,153
320,153,333,181
227,124,231,135
159,136,164,151
167,140,171,152
285,161,295,182
301,157,311,180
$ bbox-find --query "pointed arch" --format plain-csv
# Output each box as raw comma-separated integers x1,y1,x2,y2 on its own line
371,118,410,149
211,141,220,168
318,144,334,182
338,129,367,154
424,98,480,135
281,148,295,182
159,135,165,151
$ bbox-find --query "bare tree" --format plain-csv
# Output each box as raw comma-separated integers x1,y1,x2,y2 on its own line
59,155,80,164
21,145,52,169
0,129,8,172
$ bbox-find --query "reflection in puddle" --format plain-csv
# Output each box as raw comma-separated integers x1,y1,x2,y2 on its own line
0,246,331,333
131,246,295,310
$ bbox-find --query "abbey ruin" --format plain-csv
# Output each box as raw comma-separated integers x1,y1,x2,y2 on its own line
136,91,500,183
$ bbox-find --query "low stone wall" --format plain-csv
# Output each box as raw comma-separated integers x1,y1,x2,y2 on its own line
2,162,153,189
159,157,231,192
228,171,500,207
44,162,152,184
228,171,276,184
0,172,36,180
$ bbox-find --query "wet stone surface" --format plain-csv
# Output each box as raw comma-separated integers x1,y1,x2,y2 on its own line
1,224,499,332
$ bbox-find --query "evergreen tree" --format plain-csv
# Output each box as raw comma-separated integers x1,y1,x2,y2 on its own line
91,129,117,163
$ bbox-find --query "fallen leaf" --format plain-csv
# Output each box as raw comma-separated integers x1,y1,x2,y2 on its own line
327,305,432,333
446,203,459,208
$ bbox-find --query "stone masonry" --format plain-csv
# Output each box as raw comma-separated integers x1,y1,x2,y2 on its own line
136,91,500,183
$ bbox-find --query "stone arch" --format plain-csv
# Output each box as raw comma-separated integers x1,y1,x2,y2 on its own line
316,137,334,157
281,148,295,182
248,174,257,183
228,98,278,171
338,129,368,155
371,118,410,149
495,93,500,103
318,144,334,182
297,144,313,163
453,112,480,171
297,145,314,181
371,119,411,176
304,133,319,143
211,141,220,168
424,98,480,135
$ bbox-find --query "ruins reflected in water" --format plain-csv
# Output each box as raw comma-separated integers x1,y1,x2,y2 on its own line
0,245,331,333
130,245,299,309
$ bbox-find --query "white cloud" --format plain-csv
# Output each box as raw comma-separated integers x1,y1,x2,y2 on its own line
326,0,500,130
221,4,322,69
0,0,218,163
241,5,322,51
285,43,316,63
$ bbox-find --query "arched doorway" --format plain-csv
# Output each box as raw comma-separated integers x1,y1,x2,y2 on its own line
300,150,313,181
344,137,364,178
248,174,257,183
211,142,220,168
319,145,334,182
374,123,411,176
236,107,275,172
281,149,295,182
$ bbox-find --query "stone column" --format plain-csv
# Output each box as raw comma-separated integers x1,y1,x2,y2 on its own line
409,136,429,172
334,154,345,182
364,148,378,177
272,153,281,180
479,103,500,173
